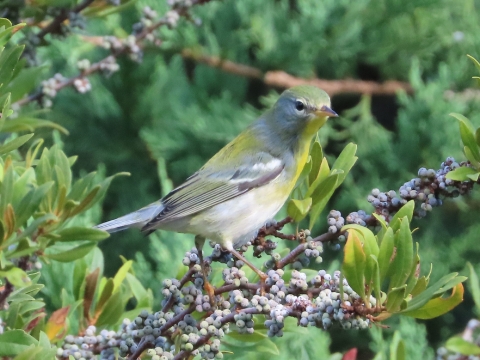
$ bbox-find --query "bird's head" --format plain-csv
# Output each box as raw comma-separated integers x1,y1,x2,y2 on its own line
272,85,337,138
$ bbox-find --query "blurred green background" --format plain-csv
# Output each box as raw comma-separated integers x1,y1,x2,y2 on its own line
30,0,480,358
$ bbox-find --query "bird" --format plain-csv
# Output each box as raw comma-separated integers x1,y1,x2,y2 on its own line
95,85,337,287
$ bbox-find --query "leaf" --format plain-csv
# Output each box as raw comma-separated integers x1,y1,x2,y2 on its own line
389,201,414,232
410,276,428,298
378,227,394,283
0,330,38,356
0,45,23,88
2,117,68,134
308,173,339,229
55,227,109,242
467,54,480,74
342,231,366,299
4,66,46,103
84,268,100,322
446,166,479,181
446,336,480,356
386,286,407,313
389,217,414,289
45,242,96,262
402,283,464,319
0,134,34,155
401,273,460,313
113,260,133,292
45,306,70,342
309,140,323,185
126,273,151,307
0,267,31,287
227,329,268,343
390,331,406,360
450,113,480,162
476,128,480,147
331,143,358,186
14,182,55,227
95,278,115,317
94,291,125,327
467,263,480,313
341,224,378,257
287,198,312,223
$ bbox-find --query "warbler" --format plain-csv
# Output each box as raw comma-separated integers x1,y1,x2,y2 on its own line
96,85,337,278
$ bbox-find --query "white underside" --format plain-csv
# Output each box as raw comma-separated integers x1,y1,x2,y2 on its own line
159,175,289,249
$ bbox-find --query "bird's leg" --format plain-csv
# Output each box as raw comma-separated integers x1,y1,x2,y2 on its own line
195,235,216,306
229,248,268,294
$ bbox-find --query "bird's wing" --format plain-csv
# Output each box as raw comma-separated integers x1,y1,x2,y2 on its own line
142,152,284,230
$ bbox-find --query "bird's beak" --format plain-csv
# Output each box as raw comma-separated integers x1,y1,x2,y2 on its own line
316,105,338,118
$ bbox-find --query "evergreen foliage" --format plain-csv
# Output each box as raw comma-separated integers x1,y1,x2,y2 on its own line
0,0,480,359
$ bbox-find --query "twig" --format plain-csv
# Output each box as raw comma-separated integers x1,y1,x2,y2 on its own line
14,0,214,108
172,308,262,360
274,231,341,270
161,267,196,313
36,0,95,41
181,48,413,96
127,304,196,360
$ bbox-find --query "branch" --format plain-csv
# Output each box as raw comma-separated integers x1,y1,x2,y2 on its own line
36,0,95,41
15,0,214,108
181,48,413,96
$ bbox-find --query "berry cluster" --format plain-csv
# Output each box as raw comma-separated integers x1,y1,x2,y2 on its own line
57,326,119,360
369,157,475,222
323,157,478,236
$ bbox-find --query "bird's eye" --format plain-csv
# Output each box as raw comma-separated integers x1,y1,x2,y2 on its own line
295,100,305,112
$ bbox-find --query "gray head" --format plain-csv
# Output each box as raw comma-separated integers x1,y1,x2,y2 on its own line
270,85,338,138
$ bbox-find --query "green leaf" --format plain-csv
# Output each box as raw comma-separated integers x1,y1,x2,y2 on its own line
330,143,358,186
113,260,133,292
308,173,339,229
0,164,14,216
410,276,428,298
386,286,407,313
126,273,151,308
5,66,46,103
227,329,268,343
95,291,126,327
45,242,96,262
342,231,366,299
467,54,480,74
401,273,460,313
390,331,406,360
402,283,464,319
467,263,480,313
309,140,323,185
450,113,480,162
341,224,378,257
0,267,31,287
378,227,394,283
2,116,68,135
13,213,57,246
287,198,312,223
0,45,24,88
389,201,414,232
446,166,479,181
0,134,33,155
0,330,38,356
15,182,54,227
446,336,480,356
475,128,480,147
389,217,414,290
55,227,109,242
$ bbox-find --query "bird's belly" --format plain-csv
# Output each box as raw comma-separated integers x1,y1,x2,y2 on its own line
186,180,289,249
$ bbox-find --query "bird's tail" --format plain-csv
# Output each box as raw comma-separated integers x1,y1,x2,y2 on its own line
94,202,163,233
